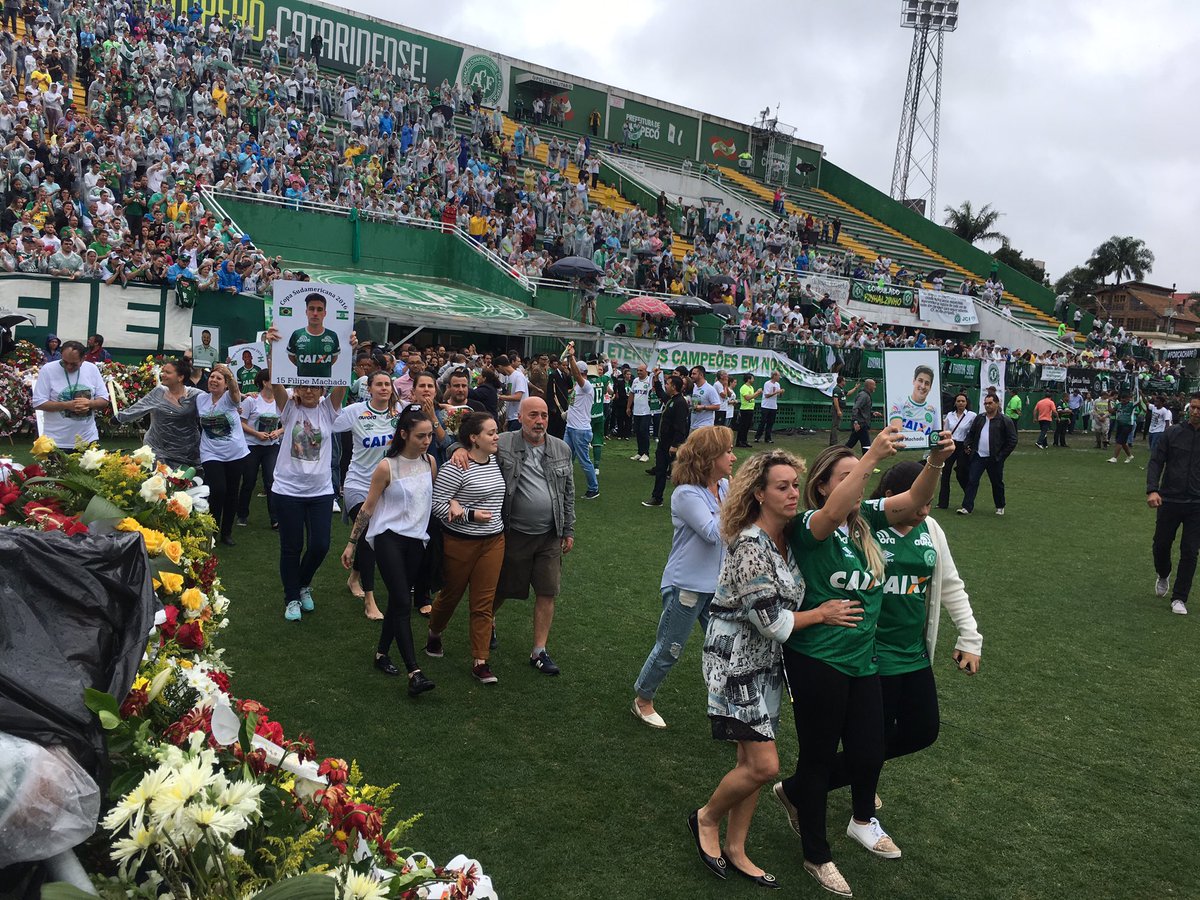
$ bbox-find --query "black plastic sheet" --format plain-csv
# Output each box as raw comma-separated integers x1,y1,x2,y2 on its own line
0,531,158,782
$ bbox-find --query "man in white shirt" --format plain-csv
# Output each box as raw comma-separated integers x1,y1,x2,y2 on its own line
32,339,110,445
564,348,599,499
755,370,784,443
688,366,721,430
938,392,977,509
497,353,528,431
626,363,653,462
1149,396,1173,456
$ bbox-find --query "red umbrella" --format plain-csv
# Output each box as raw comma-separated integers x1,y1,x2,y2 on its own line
616,296,675,318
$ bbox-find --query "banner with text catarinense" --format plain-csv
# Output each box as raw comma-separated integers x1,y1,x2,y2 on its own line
602,338,837,396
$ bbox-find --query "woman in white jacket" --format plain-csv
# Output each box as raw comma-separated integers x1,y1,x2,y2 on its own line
825,459,983,801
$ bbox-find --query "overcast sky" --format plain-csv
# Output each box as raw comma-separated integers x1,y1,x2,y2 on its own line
353,0,1196,289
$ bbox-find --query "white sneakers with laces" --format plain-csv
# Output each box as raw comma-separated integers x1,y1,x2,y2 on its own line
995,507,1005,516
1171,599,1188,615
1107,457,1118,463
1124,456,1134,464
1156,576,1170,598
846,816,902,859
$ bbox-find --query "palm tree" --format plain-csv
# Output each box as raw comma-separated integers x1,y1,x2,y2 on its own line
1087,236,1155,285
942,201,1007,246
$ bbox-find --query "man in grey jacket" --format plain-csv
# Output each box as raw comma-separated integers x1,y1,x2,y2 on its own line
494,396,577,675
844,378,878,454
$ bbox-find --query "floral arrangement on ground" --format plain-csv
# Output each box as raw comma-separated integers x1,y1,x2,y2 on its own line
5,437,496,900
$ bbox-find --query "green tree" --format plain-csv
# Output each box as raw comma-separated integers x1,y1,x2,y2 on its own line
942,201,1008,246
1086,235,1155,285
992,241,1046,285
1054,265,1101,300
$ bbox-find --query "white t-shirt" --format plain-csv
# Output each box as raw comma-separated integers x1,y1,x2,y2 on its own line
629,376,652,417
689,381,721,429
240,395,281,446
272,397,337,498
1150,406,1173,434
566,377,595,431
762,380,783,410
196,392,249,463
504,368,528,422
33,359,109,445
333,401,399,507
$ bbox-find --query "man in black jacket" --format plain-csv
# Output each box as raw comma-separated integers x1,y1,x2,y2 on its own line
958,393,1018,516
1146,393,1200,615
643,374,689,508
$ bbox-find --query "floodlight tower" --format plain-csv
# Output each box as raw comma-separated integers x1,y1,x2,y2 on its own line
889,0,959,218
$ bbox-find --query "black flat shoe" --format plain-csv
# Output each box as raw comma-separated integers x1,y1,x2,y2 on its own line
408,670,436,696
374,654,399,676
687,809,727,880
726,858,781,890
219,536,236,547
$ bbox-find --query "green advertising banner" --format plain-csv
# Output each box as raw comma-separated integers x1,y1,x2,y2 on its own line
850,281,916,311
509,69,608,138
609,97,699,160
943,358,981,381
170,0,465,83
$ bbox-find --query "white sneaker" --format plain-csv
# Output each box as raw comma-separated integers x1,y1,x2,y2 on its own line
1124,456,1134,464
1107,457,1118,463
1156,576,1170,597
639,454,650,462
629,454,641,460
1171,599,1188,615
995,507,1005,516
332,499,342,512
284,600,302,621
956,507,970,515
846,817,901,859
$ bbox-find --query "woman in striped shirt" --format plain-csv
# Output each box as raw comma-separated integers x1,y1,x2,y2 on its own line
425,412,506,685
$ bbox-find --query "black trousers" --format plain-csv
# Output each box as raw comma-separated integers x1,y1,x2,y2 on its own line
735,408,754,446
548,411,566,440
348,503,378,593
1153,501,1200,606
827,666,939,791
962,454,1005,512
651,442,672,502
373,531,427,672
756,408,778,441
203,458,243,540
780,651,884,865
238,443,278,522
938,442,970,508
633,414,651,457
845,424,871,452
1054,418,1070,447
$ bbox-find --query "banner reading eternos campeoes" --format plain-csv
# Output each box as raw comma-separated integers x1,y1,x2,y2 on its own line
850,281,916,311
602,338,837,396
172,0,465,82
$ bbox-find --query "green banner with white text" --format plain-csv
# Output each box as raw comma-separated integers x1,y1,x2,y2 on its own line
850,281,916,311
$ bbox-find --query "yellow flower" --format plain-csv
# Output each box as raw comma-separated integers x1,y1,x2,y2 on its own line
141,529,167,556
158,571,184,594
180,588,204,612
31,435,56,457
116,517,141,533
177,659,193,670
132,676,149,692
162,540,183,565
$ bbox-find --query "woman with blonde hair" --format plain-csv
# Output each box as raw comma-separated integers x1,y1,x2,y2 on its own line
196,363,249,546
772,426,952,898
691,449,869,889
631,425,736,729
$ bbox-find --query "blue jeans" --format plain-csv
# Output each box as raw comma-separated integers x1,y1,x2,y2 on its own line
565,425,599,493
634,586,714,700
273,492,334,605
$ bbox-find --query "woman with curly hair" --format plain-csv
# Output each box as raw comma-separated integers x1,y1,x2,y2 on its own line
691,449,865,890
631,425,735,729
772,427,952,898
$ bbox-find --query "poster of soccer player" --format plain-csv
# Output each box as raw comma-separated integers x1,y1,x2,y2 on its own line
227,342,268,394
883,349,942,450
270,282,355,387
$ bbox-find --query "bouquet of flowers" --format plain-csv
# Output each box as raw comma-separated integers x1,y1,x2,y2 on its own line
0,361,33,437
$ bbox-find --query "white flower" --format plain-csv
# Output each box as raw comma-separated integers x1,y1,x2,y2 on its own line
183,803,248,842
102,767,172,834
131,445,156,469
79,447,108,471
111,825,159,867
168,491,194,515
332,871,388,900
214,777,264,818
185,482,210,513
139,474,169,503
146,666,175,704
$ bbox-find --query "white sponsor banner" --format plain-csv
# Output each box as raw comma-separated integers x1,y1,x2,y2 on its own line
602,337,837,396
980,359,1006,412
918,288,978,327
11,279,192,352
796,273,850,304
1041,365,1067,382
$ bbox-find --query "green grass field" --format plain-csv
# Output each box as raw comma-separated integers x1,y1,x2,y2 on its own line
14,431,1198,898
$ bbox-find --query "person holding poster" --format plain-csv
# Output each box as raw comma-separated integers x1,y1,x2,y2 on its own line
884,352,941,451
271,282,355,388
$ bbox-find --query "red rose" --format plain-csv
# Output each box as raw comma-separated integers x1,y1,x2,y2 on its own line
206,670,231,693
237,698,270,718
160,604,180,639
176,621,204,650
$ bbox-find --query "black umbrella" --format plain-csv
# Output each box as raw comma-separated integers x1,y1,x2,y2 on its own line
709,274,737,287
546,256,603,279
926,267,948,281
795,161,817,174
432,103,454,119
666,297,714,315
709,303,737,320
0,313,35,329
